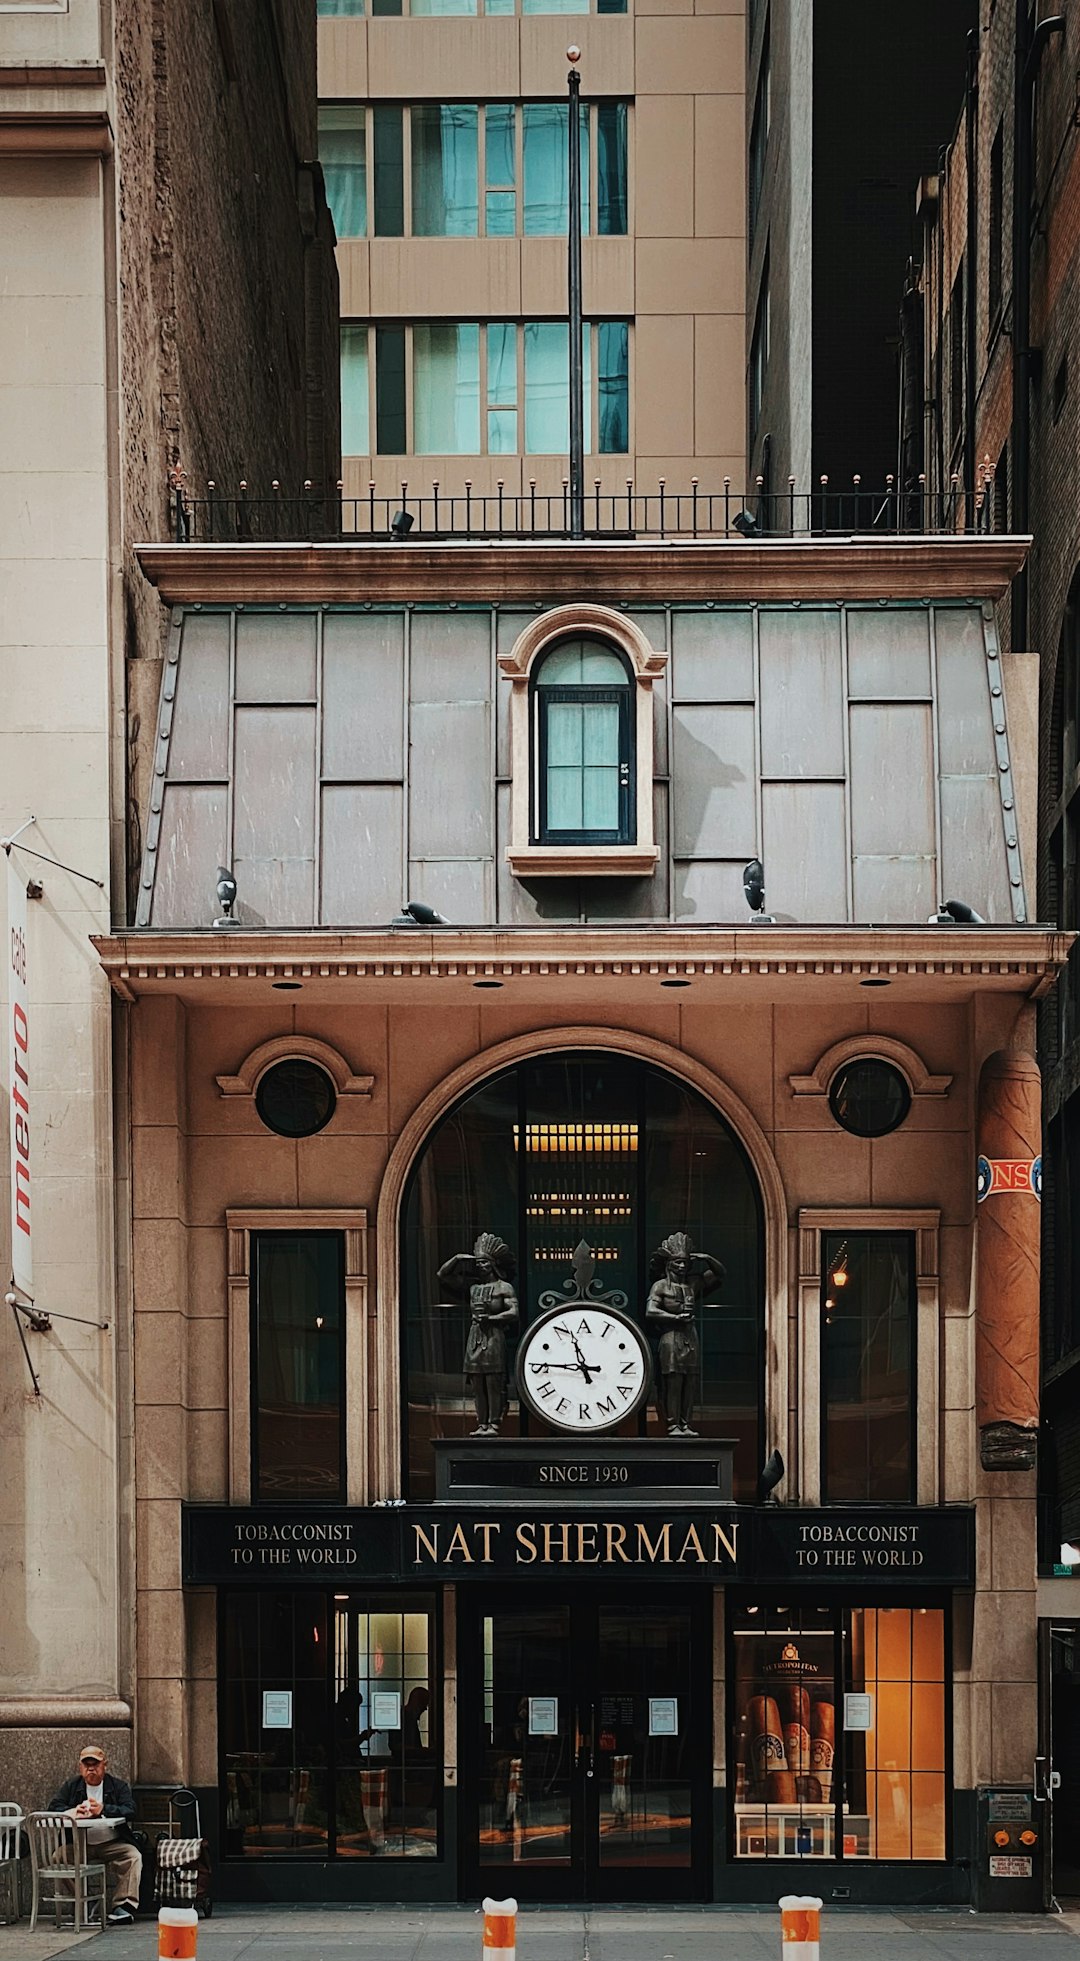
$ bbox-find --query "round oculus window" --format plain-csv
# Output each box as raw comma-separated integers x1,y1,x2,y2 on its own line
255,1058,337,1138
827,1058,911,1138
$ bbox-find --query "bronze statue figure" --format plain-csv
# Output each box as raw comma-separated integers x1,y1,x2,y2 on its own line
438,1232,519,1436
645,1231,725,1437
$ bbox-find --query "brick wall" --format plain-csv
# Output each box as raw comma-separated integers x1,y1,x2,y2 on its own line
114,0,340,916
920,7,1080,1547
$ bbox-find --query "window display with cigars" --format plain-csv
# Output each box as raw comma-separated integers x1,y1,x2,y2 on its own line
732,1606,946,1861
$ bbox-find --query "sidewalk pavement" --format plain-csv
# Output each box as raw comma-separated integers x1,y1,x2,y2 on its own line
5,1905,1080,1961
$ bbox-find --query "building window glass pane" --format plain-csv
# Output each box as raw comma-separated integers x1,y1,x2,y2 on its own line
222,1590,439,1860
535,638,630,844
319,106,367,240
845,1610,946,1860
373,106,404,235
949,262,964,449
750,255,769,445
401,1053,764,1501
522,0,589,13
411,105,479,236
828,1059,910,1138
546,699,622,830
318,0,363,13
524,320,591,453
375,325,406,453
731,1605,946,1862
414,323,481,453
596,0,627,14
732,1603,837,1859
485,103,516,235
485,191,516,235
598,320,629,453
340,325,370,455
371,0,402,14
537,641,626,685
749,31,769,246
252,1233,344,1503
524,321,566,451
989,123,1003,322
523,102,588,234
821,1232,914,1503
412,0,476,14
487,322,517,453
597,102,627,235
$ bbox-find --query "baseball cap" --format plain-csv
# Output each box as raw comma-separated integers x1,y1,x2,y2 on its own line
79,1746,106,1763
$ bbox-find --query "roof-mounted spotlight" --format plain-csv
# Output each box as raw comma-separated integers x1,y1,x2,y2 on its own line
732,509,760,539
213,865,240,929
390,509,415,540
742,856,776,925
390,899,449,928
929,898,986,925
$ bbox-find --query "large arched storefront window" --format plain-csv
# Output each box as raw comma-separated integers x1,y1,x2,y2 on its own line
401,1050,764,1498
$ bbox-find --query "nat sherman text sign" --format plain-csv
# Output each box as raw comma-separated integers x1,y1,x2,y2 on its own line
411,1516,741,1568
183,1505,974,1589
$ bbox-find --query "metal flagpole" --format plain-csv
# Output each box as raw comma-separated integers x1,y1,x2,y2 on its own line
567,47,585,540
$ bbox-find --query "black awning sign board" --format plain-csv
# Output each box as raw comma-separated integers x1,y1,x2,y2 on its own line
183,1503,974,1589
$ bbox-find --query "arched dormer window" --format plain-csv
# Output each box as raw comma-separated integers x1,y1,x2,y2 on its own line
499,602,667,877
533,638,633,846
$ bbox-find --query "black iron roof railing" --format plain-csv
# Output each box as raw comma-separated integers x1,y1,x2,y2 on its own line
168,469,1005,545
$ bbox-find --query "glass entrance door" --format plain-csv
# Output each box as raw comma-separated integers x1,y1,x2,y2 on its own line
462,1593,709,1901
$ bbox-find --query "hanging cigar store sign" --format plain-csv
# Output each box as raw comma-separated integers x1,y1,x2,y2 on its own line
6,853,31,1300
183,1503,974,1588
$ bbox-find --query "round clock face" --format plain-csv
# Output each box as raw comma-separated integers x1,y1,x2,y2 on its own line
516,1305,653,1434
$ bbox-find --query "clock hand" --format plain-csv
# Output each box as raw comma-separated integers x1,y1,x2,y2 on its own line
528,1361,585,1374
569,1334,598,1382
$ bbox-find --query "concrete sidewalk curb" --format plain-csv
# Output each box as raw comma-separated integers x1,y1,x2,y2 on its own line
3,1902,1080,1961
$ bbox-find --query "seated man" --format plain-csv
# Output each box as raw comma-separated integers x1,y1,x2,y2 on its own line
48,1744,142,1925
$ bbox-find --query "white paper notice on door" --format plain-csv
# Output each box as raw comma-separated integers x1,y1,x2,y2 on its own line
529,1696,558,1735
262,1690,293,1729
843,1692,873,1732
371,1690,402,1729
648,1698,678,1736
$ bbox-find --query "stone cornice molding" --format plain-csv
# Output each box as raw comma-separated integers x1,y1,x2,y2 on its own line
0,111,112,155
92,925,1073,1000
0,1697,132,1727
0,66,111,155
133,535,1032,607
789,1035,953,1100
216,1033,374,1099
497,602,668,680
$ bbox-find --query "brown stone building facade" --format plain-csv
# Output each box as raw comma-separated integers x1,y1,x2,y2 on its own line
316,0,745,506
87,529,1067,1907
0,0,336,1810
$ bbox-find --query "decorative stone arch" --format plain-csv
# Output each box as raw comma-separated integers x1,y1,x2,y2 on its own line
216,1033,374,1101
788,1034,952,1101
371,1024,789,1499
498,604,668,878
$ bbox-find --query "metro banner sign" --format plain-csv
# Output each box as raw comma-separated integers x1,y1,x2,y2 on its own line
7,853,31,1299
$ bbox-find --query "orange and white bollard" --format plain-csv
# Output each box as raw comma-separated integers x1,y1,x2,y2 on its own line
158,1904,198,1960
482,1895,518,1961
779,1895,822,1960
